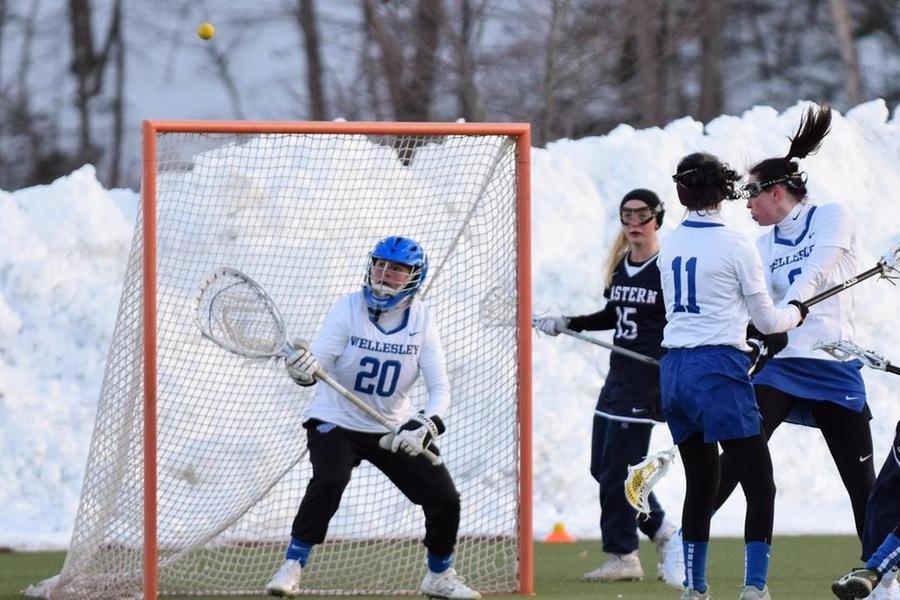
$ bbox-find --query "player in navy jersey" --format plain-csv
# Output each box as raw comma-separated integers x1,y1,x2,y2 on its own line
712,105,877,558
265,236,480,599
535,189,677,582
833,420,900,599
661,153,806,600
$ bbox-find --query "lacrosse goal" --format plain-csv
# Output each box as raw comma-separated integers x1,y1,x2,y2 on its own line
33,121,532,599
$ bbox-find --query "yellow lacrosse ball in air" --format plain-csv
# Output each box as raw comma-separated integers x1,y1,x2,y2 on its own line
197,22,215,40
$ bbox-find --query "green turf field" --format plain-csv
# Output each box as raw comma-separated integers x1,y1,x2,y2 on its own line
0,536,858,599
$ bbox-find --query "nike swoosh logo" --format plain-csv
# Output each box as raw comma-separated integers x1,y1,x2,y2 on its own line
859,454,872,462
846,395,859,401
410,331,421,336
631,408,647,414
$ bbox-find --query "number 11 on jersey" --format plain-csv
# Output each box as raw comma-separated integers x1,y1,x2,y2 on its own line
672,256,700,314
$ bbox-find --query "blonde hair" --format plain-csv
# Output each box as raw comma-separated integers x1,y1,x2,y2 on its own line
603,231,629,288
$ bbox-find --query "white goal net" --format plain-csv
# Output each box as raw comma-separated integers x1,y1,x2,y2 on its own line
32,124,530,599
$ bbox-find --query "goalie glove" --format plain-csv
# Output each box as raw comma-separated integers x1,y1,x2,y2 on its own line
285,339,319,387
379,412,445,457
534,315,569,336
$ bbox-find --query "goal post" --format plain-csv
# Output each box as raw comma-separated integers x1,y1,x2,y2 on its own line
34,121,532,599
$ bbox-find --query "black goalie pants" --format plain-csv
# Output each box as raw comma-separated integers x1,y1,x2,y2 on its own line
291,419,461,556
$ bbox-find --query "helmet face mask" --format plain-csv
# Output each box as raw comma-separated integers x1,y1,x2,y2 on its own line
363,236,428,316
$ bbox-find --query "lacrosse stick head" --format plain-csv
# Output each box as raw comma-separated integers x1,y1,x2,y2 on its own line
878,244,900,283
625,447,677,515
812,340,889,370
194,267,290,358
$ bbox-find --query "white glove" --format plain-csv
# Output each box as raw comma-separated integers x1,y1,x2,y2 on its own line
379,413,445,457
285,339,319,387
534,316,568,336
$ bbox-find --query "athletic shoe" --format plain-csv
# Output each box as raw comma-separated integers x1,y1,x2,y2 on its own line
265,559,302,597
420,567,482,599
680,587,711,599
832,567,880,600
661,528,686,589
739,584,772,599
871,568,899,600
582,550,644,581
653,521,679,581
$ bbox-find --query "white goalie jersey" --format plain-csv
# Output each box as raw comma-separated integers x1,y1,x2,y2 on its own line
756,202,859,360
306,291,451,432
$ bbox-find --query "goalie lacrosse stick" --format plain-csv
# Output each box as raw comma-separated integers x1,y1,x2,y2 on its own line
812,340,900,376
624,446,677,515
801,245,899,308
194,266,443,466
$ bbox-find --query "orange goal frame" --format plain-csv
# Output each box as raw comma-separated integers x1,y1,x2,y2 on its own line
141,120,533,597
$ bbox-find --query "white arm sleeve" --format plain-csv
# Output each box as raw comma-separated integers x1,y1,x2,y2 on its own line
735,237,801,334
781,245,845,304
419,322,451,419
745,292,802,334
310,297,351,372
782,206,854,303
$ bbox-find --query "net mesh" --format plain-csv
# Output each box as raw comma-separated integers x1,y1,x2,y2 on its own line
43,130,524,598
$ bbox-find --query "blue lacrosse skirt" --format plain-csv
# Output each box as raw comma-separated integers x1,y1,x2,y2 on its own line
661,346,760,444
753,357,867,427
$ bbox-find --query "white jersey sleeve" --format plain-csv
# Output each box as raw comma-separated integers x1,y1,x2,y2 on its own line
306,292,450,432
420,323,450,418
756,203,859,360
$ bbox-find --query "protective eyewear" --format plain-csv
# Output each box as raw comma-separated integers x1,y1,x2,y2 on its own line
671,168,705,190
742,173,806,199
620,206,659,225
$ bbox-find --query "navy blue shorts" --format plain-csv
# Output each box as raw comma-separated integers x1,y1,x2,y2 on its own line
661,346,760,444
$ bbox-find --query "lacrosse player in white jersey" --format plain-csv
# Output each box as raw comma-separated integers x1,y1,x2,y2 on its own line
660,153,806,600
265,236,480,600
713,104,877,557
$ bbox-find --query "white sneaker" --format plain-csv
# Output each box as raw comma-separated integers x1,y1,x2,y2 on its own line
419,567,481,599
872,568,899,600
265,559,302,597
681,587,711,599
653,521,679,581
661,528,686,589
583,550,644,581
739,584,772,600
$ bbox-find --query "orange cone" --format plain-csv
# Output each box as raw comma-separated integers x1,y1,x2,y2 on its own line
543,521,576,543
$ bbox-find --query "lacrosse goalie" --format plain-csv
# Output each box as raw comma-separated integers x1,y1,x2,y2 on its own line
265,236,480,600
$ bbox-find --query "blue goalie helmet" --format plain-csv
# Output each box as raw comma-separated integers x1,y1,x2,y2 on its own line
363,236,429,316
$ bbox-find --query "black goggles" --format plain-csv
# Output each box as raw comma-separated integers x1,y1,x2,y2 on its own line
741,173,805,199
620,206,660,225
671,168,705,190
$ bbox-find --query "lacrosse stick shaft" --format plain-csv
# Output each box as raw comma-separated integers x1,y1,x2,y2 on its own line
559,328,660,366
315,369,443,466
802,263,885,308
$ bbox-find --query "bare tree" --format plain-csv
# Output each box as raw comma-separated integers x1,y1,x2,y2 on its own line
363,0,444,121
296,0,328,120
629,0,665,126
451,0,485,122
536,0,569,145
697,0,724,122
830,0,862,106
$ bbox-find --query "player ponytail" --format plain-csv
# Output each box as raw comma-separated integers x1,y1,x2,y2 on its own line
603,231,629,288
747,103,832,200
